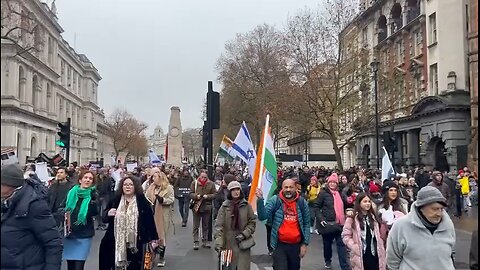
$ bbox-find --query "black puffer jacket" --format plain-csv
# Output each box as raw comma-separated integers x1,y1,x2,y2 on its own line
313,187,348,225
1,178,63,270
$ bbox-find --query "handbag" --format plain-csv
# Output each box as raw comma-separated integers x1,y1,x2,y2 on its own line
318,221,342,235
238,236,256,250
189,180,203,212
142,243,154,270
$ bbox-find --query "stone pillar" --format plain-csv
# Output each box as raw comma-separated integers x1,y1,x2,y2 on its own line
167,106,183,167
406,130,419,166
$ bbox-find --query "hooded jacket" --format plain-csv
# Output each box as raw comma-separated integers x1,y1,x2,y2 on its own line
1,178,63,270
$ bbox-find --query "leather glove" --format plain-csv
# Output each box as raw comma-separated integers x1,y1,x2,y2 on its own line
235,233,245,242
155,195,164,204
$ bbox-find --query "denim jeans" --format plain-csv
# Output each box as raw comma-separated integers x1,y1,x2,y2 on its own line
177,196,190,223
322,230,350,270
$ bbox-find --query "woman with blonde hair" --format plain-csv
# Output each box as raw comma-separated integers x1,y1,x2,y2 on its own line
145,169,175,267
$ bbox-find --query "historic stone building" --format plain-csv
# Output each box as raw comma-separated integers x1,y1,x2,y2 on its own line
468,0,478,171
340,0,471,172
0,0,113,165
148,125,167,159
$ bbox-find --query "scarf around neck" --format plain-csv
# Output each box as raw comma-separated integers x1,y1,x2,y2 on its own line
115,195,139,268
65,185,94,225
231,199,241,230
416,206,440,234
329,188,345,225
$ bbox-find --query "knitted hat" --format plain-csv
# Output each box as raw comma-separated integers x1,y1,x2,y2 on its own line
327,173,339,184
227,181,242,191
416,186,447,208
382,180,399,192
1,164,25,188
223,174,237,185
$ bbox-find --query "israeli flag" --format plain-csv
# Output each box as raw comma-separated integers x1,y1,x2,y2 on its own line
232,122,257,181
381,146,395,183
148,149,161,164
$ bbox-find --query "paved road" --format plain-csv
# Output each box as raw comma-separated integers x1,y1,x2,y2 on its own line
62,206,476,270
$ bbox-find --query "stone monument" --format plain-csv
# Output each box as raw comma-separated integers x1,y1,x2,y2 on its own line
167,106,183,167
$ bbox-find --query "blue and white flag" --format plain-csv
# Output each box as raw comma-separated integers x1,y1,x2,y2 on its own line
148,149,162,164
381,146,395,183
232,122,257,181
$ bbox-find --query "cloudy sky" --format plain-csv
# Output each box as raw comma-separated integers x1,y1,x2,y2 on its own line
55,0,321,134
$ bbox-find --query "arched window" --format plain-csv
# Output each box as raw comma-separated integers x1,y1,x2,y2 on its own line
377,15,387,43
390,4,403,32
32,75,38,108
30,137,37,157
18,66,25,101
406,0,420,23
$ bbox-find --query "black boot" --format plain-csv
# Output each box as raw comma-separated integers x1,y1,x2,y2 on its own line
157,246,166,267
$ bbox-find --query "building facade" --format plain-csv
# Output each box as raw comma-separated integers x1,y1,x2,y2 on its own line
148,125,167,159
341,0,471,172
1,0,112,166
468,0,478,171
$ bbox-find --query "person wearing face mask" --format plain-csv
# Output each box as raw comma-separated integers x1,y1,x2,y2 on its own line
63,170,98,270
99,176,159,270
386,186,455,270
214,181,256,270
314,173,351,270
256,178,310,270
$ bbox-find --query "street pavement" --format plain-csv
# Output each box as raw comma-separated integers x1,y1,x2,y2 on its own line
62,205,476,270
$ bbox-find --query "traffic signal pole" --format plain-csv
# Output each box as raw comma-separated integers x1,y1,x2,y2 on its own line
65,117,71,166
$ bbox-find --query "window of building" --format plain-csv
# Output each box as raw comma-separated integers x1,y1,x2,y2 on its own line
429,13,437,45
47,36,54,66
67,66,71,88
413,29,422,56
402,133,408,158
362,27,368,47
396,39,404,64
430,63,439,95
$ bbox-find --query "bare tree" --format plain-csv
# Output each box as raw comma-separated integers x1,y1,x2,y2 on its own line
127,134,148,162
282,1,402,170
107,109,148,158
1,0,44,57
182,128,203,163
216,23,291,144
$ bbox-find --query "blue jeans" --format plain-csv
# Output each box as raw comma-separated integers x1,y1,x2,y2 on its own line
177,196,190,223
322,230,350,270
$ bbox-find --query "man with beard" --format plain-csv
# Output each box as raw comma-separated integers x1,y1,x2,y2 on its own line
256,179,310,270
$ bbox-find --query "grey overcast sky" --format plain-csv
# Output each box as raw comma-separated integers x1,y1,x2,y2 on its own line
55,0,321,134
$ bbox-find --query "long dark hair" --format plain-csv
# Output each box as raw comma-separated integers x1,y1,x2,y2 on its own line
114,176,144,198
381,189,404,213
354,193,379,230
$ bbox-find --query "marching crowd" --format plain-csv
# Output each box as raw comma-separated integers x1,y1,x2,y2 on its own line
0,161,478,270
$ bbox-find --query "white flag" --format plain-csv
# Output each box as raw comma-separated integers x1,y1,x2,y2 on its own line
232,122,256,181
381,146,395,183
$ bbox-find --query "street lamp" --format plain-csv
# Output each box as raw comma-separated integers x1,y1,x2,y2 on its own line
370,58,380,170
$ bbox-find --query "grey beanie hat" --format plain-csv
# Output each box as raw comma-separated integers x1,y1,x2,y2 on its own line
416,186,447,208
227,181,242,191
1,164,25,188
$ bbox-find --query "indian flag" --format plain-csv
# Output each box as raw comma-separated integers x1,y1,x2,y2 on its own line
218,135,236,162
248,115,277,211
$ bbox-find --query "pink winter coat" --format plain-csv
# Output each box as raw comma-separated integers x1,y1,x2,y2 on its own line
342,215,386,270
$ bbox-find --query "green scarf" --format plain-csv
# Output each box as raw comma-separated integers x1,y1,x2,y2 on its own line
65,185,95,225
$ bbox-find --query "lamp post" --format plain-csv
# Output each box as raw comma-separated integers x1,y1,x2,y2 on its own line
370,58,380,170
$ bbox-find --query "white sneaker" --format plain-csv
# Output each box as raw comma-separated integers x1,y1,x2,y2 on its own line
157,259,166,267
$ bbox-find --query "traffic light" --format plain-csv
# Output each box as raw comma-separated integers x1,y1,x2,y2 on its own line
56,119,71,149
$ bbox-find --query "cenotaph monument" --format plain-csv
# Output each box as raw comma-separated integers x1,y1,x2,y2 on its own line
167,106,183,167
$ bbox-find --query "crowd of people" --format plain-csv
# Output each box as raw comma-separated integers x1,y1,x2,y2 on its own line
0,161,478,270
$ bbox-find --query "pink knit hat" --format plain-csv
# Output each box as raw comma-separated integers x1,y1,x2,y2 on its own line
327,173,339,184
